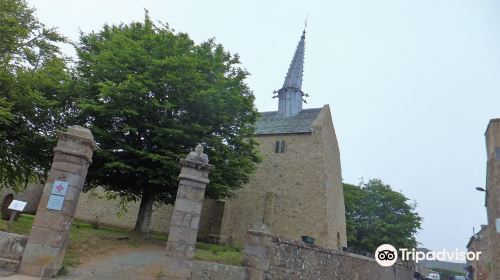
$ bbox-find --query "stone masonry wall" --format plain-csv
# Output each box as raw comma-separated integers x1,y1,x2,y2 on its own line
0,231,28,276
313,105,347,248
1,183,44,214
483,119,500,280
191,261,247,280
467,226,490,280
266,236,414,280
221,105,347,249
74,187,223,240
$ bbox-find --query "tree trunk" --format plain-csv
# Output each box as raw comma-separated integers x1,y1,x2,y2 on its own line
133,188,153,238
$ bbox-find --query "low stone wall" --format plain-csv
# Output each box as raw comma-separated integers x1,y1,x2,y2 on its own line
0,231,28,260
74,187,224,241
191,261,247,280
266,237,414,280
243,228,414,280
0,231,28,276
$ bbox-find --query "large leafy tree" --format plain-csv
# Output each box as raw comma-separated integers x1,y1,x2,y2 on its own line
0,0,71,189
343,179,422,253
75,14,260,236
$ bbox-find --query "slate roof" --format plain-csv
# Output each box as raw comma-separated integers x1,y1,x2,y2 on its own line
255,108,322,135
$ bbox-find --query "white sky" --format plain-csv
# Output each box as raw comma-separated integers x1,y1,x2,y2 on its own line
29,0,500,255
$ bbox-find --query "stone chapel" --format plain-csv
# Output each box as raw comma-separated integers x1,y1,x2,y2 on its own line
218,30,347,249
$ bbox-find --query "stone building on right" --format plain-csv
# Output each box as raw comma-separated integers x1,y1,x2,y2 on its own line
467,118,500,280
466,225,489,280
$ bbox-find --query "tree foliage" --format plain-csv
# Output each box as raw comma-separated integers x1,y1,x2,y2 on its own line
0,0,71,188
343,179,422,253
74,13,260,235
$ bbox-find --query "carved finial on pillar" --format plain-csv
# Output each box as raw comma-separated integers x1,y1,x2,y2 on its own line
180,144,213,173
186,144,209,164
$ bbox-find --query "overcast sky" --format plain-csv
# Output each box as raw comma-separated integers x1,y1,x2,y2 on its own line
28,0,500,255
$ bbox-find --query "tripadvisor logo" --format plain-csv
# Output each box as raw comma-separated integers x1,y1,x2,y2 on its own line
374,244,482,267
375,244,398,267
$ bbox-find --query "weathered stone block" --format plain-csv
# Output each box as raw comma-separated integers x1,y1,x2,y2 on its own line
60,196,79,216
0,258,20,277
67,173,84,188
171,211,197,229
32,210,72,232
51,161,83,174
244,243,267,258
177,184,205,201
246,232,272,247
27,226,68,248
163,257,192,278
0,232,28,260
36,192,50,211
168,227,198,243
190,214,200,229
20,243,60,264
174,198,203,214
53,153,87,165
242,256,269,271
178,169,210,184
246,268,265,280
191,261,248,280
166,241,196,259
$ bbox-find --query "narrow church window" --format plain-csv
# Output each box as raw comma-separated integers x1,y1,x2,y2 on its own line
275,141,286,153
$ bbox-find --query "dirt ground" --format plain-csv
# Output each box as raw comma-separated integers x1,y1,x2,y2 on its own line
58,246,165,280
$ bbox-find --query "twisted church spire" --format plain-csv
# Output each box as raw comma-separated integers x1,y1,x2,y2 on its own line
276,30,306,118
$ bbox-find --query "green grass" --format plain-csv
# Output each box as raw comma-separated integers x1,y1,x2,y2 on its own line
0,214,34,234
0,214,242,270
195,242,242,266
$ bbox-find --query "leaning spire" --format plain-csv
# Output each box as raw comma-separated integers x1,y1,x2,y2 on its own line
282,30,306,90
276,29,307,118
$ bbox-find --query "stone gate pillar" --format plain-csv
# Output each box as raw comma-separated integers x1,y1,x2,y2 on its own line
243,224,272,280
19,125,96,278
162,144,212,280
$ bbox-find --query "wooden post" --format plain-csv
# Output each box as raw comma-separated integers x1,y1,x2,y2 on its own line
7,210,17,232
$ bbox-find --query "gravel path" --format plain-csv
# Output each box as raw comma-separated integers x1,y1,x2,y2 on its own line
58,247,164,280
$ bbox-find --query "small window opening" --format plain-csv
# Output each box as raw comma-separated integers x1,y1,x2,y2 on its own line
275,140,286,153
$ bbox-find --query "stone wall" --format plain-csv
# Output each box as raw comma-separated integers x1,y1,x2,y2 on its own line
1,183,44,215
0,231,28,276
482,119,500,280
314,105,348,249
74,187,223,240
467,226,490,280
265,237,414,280
191,261,247,280
221,105,347,249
